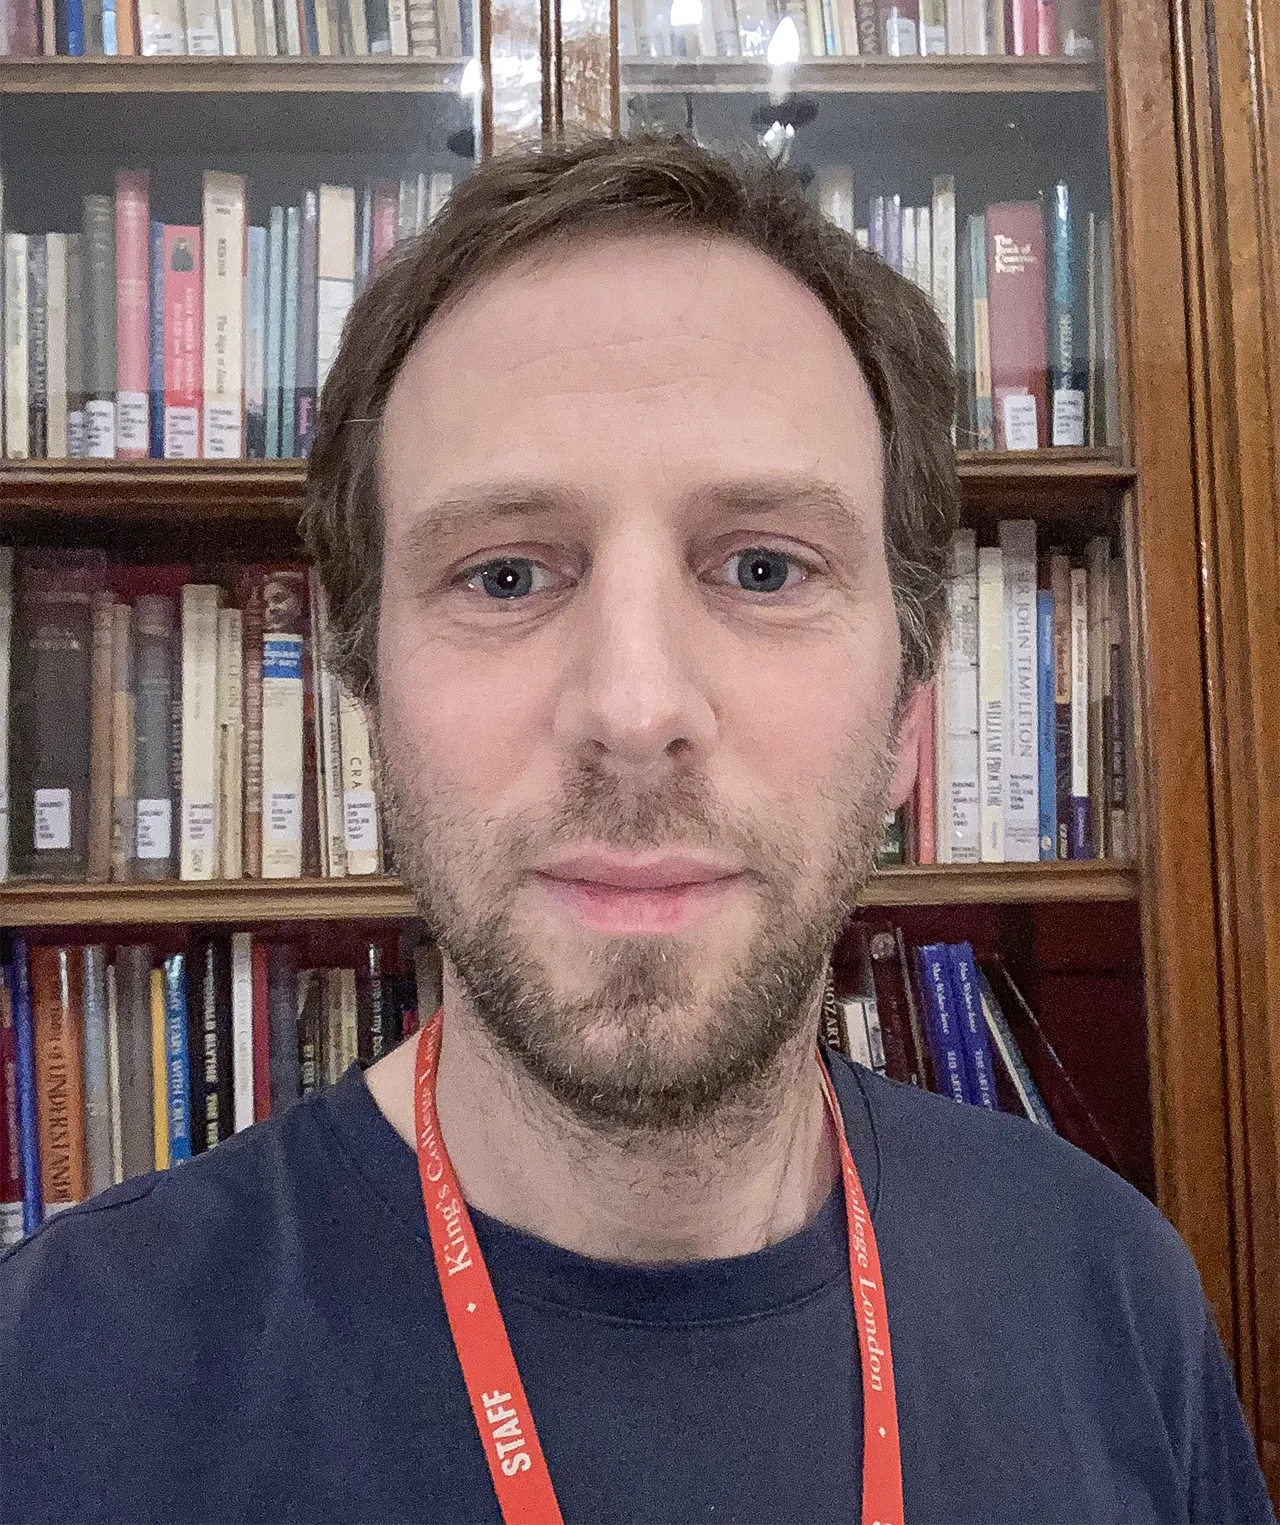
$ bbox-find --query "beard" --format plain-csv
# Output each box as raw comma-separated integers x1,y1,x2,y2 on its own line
377,729,895,1140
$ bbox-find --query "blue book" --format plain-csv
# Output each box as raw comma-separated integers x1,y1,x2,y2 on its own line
1037,587,1057,859
302,0,319,53
163,953,193,1165
64,0,86,53
281,206,300,460
968,214,995,451
10,938,43,1235
148,220,165,459
945,943,998,1111
102,0,118,51
245,226,268,460
265,206,285,461
976,969,1055,1130
1049,182,1082,446
914,943,973,1105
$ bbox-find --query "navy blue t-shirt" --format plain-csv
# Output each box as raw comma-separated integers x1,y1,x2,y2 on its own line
0,1053,1272,1524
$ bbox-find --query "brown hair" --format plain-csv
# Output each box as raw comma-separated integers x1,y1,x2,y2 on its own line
303,132,959,704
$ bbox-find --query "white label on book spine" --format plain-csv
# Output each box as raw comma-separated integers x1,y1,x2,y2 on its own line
343,789,378,854
86,399,116,458
136,798,172,859
267,790,301,843
317,278,354,393
887,14,917,51
164,406,199,459
203,403,242,459
117,390,148,453
141,16,184,51
34,788,71,851
1002,393,1039,451
1052,389,1086,447
67,410,86,458
922,20,946,50
184,800,215,853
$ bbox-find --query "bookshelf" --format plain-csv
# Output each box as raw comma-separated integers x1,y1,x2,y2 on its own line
1,0,1276,1503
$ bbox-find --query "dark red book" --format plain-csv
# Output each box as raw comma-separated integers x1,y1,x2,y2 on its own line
252,938,271,1122
1036,0,1057,52
0,958,22,1219
1009,0,1037,51
985,202,1049,450
6,0,40,53
867,928,922,1087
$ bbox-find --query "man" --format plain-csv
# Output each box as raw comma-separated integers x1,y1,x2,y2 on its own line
0,134,1272,1525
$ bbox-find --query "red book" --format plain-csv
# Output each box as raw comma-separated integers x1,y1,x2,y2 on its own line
5,0,39,52
1009,0,1037,51
915,685,936,864
30,945,88,1211
985,202,1049,451
0,964,22,1229
371,181,399,274
114,170,151,461
1036,0,1056,52
252,938,271,1122
162,226,202,460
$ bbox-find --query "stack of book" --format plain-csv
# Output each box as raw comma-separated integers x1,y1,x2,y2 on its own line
0,551,387,885
625,0,1096,60
818,171,1118,452
1,165,454,462
828,924,1125,1169
0,931,442,1243
878,521,1129,865
0,0,469,56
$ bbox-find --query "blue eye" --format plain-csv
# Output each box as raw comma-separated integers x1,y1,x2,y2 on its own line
467,559,551,599
726,548,801,593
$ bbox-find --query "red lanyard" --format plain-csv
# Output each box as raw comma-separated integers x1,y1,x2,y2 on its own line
414,1013,904,1525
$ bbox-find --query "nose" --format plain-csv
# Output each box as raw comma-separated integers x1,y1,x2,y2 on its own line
551,538,718,771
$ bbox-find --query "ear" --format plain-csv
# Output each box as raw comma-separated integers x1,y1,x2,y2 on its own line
886,680,932,811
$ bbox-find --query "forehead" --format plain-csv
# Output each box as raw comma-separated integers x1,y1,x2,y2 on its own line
379,231,884,517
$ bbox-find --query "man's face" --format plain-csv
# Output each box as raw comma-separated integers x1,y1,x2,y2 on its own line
377,233,919,1133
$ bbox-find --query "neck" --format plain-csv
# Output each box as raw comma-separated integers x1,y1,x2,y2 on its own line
365,988,839,1264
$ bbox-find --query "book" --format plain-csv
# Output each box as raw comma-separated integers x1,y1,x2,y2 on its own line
945,942,997,1109
132,593,176,880
184,0,220,48
0,548,13,882
105,963,122,1182
1036,0,1055,49
308,570,346,877
914,685,936,864
266,941,300,1113
1036,583,1057,858
316,183,356,400
114,169,151,459
191,936,232,1151
217,606,244,879
339,687,379,875
44,232,69,457
162,951,193,1162
1086,536,1109,858
81,944,114,1195
179,583,222,880
975,967,1054,1127
965,212,994,449
138,0,183,48
27,235,48,458
357,941,388,1063
914,943,971,1104
1049,549,1072,859
986,201,1048,450
148,220,166,458
264,207,286,460
252,937,271,1119
878,0,916,52
1107,555,1129,858
1008,0,1033,50
113,943,155,1180
0,953,23,1245
371,180,398,272
260,568,307,878
245,224,268,458
83,192,118,458
230,931,254,1131
281,205,300,458
31,944,89,1213
202,171,247,458
1049,182,1084,446
999,520,1039,862
976,545,1005,862
866,928,921,1085
163,225,202,459
11,938,43,1233
66,233,87,456
297,968,323,1092
1069,564,1091,856
4,234,29,459
918,0,944,50
940,528,980,862
295,189,319,455
240,569,265,876
87,589,115,882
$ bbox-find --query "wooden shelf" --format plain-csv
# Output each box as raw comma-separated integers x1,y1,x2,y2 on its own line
0,451,1133,520
0,55,469,93
621,54,1101,95
0,861,1137,926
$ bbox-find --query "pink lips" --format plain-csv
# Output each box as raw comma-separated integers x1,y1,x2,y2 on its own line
533,852,747,935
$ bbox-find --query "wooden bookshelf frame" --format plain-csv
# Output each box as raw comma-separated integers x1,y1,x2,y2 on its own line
0,56,471,91
619,54,1101,95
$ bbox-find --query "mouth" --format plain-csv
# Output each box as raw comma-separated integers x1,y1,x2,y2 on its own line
532,851,749,935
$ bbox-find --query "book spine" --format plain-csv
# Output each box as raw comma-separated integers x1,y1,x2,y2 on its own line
0,548,13,883
1049,182,1083,445
281,206,300,457
66,233,87,456
1008,0,1033,50
105,964,122,1183
358,941,387,1062
867,928,920,1085
11,940,43,1233
0,959,24,1246
316,182,356,397
114,169,150,459
245,225,267,459
371,181,398,270
184,0,220,47
946,942,997,1109
179,583,222,880
347,0,368,51
914,686,935,864
851,0,878,50
968,212,994,450
27,235,48,459
163,225,202,459
918,0,943,50
87,589,115,882
81,944,114,1194
251,938,271,1118
200,939,232,1148
139,0,184,49
201,171,246,458
339,687,380,875
148,220,165,458
1107,555,1129,858
231,930,254,1131
217,606,244,878
885,192,902,274
83,193,117,458
260,569,306,878
1086,535,1109,858
366,0,389,47
944,0,962,49
999,519,1039,862
4,234,29,459
131,594,176,881
309,571,347,876
31,945,89,1211
240,570,264,876
232,0,256,47
1050,549,1072,858
218,0,237,49
878,0,916,53
44,233,69,458
976,545,1005,862
266,942,300,1112
942,528,980,862
6,0,41,52
986,201,1049,450
1036,0,1054,50
295,189,319,455
300,621,321,877
298,969,322,1092
162,952,192,1161
264,206,285,460
1036,585,1057,859
1069,564,1091,856
150,966,168,1169
976,968,1054,1127
113,944,154,1179
387,0,407,50
915,943,972,1104
64,0,85,49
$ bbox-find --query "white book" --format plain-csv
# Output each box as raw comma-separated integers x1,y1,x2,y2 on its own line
339,688,380,875
945,0,964,49
140,0,186,51
930,175,956,361
217,0,237,50
1070,566,1090,845
337,966,359,1072
106,962,124,1184
915,206,932,303
202,171,247,458
316,184,356,394
347,0,368,52
4,234,28,460
260,0,278,52
999,520,1039,862
388,0,408,53
0,547,12,881
282,0,301,51
231,931,255,1132
817,166,854,233
261,594,305,880
933,665,950,864
184,0,222,51
901,206,917,292
232,0,256,49
962,0,985,50
977,545,1005,862
308,572,347,878
180,584,223,880
217,607,244,879
44,233,68,459
943,529,980,863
